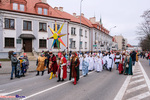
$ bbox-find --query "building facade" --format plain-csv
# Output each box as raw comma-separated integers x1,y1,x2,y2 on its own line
0,0,112,59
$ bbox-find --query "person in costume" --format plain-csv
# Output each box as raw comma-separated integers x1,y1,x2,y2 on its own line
57,53,67,82
88,55,94,71
23,53,29,73
79,54,83,71
82,55,89,77
124,53,133,75
115,52,122,70
106,52,113,72
69,52,80,85
110,51,115,68
96,56,103,72
36,53,47,76
148,52,150,66
136,51,139,62
49,52,58,79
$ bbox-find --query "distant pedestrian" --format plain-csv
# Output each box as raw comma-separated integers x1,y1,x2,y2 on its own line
10,52,18,80
131,51,137,66
148,52,150,66
124,53,133,75
23,53,29,72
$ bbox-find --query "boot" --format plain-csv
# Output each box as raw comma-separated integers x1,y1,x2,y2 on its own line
57,73,60,82
49,72,53,80
41,71,44,76
53,74,56,78
61,79,64,82
73,77,77,85
36,71,39,76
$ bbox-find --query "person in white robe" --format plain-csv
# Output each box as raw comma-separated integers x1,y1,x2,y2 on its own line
110,52,115,69
88,55,94,71
106,52,113,72
96,56,103,72
79,55,83,70
82,55,89,76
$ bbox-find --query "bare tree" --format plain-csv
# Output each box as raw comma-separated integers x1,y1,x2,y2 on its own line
137,9,150,51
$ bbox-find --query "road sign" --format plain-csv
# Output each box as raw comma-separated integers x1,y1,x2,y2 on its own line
93,45,97,47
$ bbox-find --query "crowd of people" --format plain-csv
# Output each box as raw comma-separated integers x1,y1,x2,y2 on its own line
10,50,149,85
10,52,29,80
140,51,150,66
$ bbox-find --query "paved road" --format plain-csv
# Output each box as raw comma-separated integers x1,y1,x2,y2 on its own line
0,67,127,100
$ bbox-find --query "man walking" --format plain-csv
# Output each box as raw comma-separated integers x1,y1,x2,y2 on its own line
10,52,18,80
131,51,137,66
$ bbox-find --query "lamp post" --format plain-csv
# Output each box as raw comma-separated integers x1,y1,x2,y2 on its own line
79,0,84,53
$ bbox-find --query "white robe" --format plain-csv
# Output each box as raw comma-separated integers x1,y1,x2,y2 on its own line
88,57,94,70
96,58,103,72
106,55,113,69
93,57,97,70
79,56,83,70
110,54,115,68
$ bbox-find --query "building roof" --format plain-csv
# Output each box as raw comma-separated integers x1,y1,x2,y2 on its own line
0,0,109,34
127,44,133,47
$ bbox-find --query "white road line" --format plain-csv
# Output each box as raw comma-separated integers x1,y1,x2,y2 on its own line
139,61,150,91
127,92,150,100
134,72,142,75
129,79,145,85
0,89,5,92
132,75,143,79
114,66,135,100
134,70,141,73
125,84,147,94
0,89,22,96
134,71,142,74
22,71,94,100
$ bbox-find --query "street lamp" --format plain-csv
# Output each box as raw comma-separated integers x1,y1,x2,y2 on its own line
109,26,116,32
79,0,84,53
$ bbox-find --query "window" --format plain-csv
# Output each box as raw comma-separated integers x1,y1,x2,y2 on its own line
44,8,47,15
39,39,47,48
16,39,21,44
71,41,76,48
39,23,47,31
79,29,83,36
71,27,76,35
80,41,82,49
38,7,42,14
5,38,14,47
85,30,87,38
85,42,87,49
54,24,60,31
20,4,24,11
13,3,18,10
23,21,32,30
5,18,15,29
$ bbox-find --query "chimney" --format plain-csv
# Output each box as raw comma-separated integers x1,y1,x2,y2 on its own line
41,0,47,3
89,17,96,24
59,7,63,12
73,13,76,17
81,13,84,16
54,7,58,10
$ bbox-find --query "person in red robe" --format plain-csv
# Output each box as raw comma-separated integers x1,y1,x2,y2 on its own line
49,52,58,80
118,52,125,74
57,52,67,82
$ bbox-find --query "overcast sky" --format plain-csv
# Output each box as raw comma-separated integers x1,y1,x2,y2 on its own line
48,0,150,45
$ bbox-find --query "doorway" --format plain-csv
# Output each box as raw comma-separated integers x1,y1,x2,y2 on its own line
23,39,32,52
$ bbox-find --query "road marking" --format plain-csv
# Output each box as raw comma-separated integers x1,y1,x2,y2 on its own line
129,79,145,85
139,61,150,91
0,89,22,96
0,89,5,92
22,71,94,100
127,92,150,100
134,72,142,75
114,65,136,100
125,84,147,94
132,75,143,79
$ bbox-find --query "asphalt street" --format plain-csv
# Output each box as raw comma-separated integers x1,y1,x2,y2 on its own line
0,67,127,100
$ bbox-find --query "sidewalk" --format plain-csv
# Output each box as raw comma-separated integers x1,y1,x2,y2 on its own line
0,61,37,74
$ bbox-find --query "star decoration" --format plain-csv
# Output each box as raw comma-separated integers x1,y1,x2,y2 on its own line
47,22,66,49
